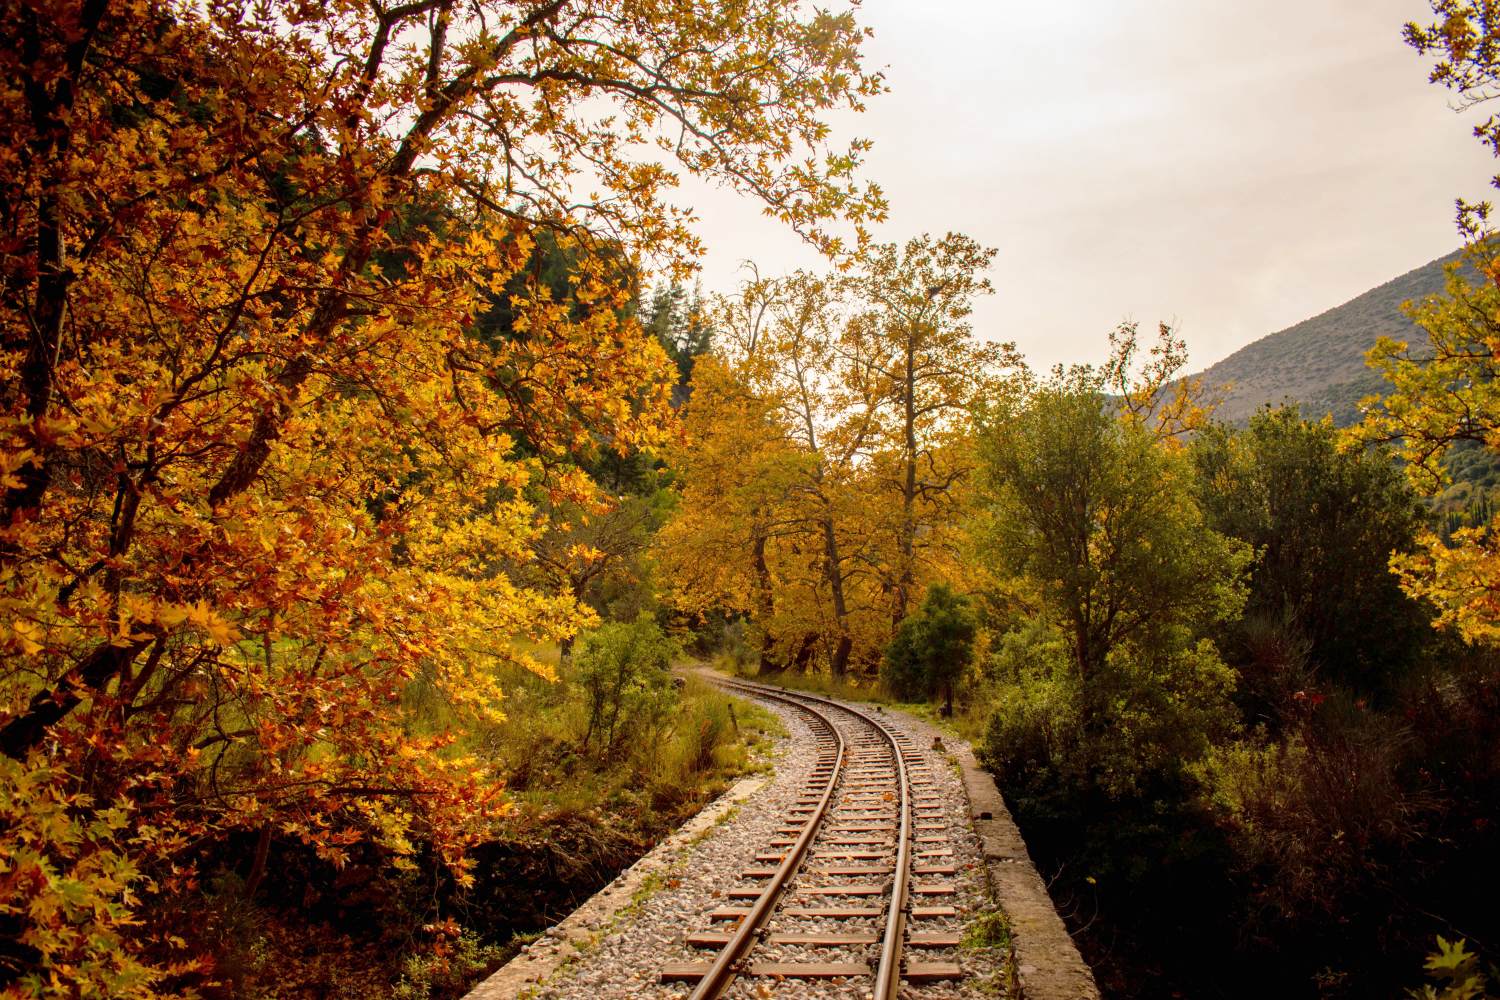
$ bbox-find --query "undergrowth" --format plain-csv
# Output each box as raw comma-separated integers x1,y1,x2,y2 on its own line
199,642,781,1000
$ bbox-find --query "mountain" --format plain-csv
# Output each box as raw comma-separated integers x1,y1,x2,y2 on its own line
1195,249,1466,427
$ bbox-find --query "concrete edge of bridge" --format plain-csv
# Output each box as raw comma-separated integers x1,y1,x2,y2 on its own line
945,732,1103,1000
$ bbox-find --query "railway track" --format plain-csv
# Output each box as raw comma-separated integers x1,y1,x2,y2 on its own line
660,680,965,997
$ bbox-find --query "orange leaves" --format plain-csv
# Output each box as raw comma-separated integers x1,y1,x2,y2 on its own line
0,0,882,991
1103,320,1219,445
8,618,44,656
112,596,239,647
0,755,189,999
660,244,1009,671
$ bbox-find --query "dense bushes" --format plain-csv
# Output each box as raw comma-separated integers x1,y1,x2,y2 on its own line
1190,407,1430,701
984,628,1238,803
881,584,976,710
968,389,1500,997
974,367,1247,806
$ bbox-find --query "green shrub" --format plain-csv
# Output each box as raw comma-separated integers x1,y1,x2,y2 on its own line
391,929,506,1000
982,620,1237,802
573,616,680,754
1192,701,1432,927
980,623,1082,791
881,583,976,711
962,908,1013,951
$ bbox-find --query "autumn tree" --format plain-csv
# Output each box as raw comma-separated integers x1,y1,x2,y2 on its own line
660,240,1015,677
844,233,1020,622
1352,246,1500,641
653,268,807,671
743,272,889,675
0,0,882,992
658,271,880,675
1406,2,1500,236
655,359,776,659
1103,320,1218,444
1328,6,1500,646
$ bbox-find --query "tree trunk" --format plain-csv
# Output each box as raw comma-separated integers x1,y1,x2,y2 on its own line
0,639,150,759
821,514,852,678
1,1,111,545
791,633,818,673
244,825,273,898
752,527,777,673
894,336,919,624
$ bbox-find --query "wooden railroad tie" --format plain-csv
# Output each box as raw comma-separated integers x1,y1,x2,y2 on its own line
683,931,963,950
660,961,963,983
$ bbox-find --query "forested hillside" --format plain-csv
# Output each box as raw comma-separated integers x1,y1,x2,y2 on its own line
1196,250,1464,425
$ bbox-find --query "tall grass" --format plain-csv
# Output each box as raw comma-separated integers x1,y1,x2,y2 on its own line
472,649,780,827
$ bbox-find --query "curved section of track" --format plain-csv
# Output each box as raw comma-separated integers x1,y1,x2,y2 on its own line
684,684,848,998
662,678,959,998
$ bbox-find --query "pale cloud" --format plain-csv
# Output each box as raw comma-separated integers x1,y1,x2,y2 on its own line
676,0,1494,372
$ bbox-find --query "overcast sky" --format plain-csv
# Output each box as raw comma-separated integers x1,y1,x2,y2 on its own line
676,0,1495,372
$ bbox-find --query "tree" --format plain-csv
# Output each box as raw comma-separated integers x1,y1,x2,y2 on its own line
1102,321,1218,444
844,233,1021,622
881,583,976,713
740,271,889,676
640,281,715,397
528,491,668,642
1352,247,1500,643
658,271,880,675
1191,407,1429,708
573,617,679,754
660,243,1018,677
1406,3,1500,236
1337,7,1500,646
974,361,1249,799
0,1,882,991
976,367,1249,684
654,352,803,670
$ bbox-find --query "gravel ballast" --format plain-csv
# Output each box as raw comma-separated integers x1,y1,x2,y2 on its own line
482,680,1018,1000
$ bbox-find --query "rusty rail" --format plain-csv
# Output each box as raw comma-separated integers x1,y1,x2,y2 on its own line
712,679,915,1000
685,682,848,1000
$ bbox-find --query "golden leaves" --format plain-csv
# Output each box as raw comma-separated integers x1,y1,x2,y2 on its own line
660,240,1009,669
1351,243,1500,642
0,0,883,991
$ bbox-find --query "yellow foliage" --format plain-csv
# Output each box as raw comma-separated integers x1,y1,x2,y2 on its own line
658,238,1019,675
0,0,879,991
1352,242,1500,644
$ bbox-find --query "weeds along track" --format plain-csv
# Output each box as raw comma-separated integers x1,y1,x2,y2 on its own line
661,680,963,998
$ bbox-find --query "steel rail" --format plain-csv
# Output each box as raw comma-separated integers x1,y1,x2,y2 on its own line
685,683,848,1000
716,679,915,1000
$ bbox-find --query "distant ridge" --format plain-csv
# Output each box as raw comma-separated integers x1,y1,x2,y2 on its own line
1195,249,1466,426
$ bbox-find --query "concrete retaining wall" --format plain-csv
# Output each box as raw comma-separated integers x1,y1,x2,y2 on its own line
947,732,1101,1000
